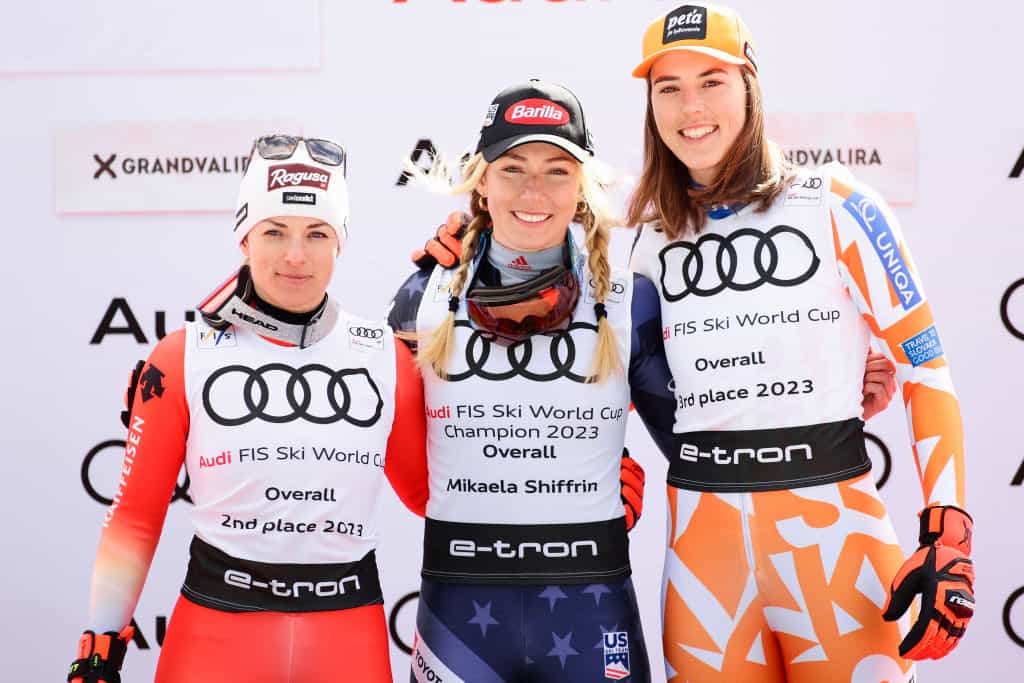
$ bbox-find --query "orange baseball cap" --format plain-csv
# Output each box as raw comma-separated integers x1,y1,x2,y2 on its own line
632,3,758,78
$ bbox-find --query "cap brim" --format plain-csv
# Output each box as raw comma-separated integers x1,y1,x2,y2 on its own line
631,45,747,78
481,134,591,163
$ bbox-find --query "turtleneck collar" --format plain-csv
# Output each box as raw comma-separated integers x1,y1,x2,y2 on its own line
486,238,566,286
199,266,339,348
250,289,325,326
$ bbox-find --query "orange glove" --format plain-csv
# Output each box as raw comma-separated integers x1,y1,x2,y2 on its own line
883,505,974,660
862,349,896,420
620,448,645,532
411,211,467,270
68,626,134,683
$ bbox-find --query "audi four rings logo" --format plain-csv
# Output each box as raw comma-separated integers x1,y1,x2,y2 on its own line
863,431,892,490
349,326,384,339
1001,278,1023,341
792,177,823,190
446,320,598,383
202,364,383,427
1005,587,1024,648
589,278,626,295
658,225,820,301
82,440,191,506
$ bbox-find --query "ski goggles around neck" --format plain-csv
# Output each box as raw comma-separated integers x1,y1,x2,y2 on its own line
250,135,347,174
466,263,580,344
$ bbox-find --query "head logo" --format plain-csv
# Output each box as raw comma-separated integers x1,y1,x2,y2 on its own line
504,99,569,126
139,364,166,402
267,163,330,191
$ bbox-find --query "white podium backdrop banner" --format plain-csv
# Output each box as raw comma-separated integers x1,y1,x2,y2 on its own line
1,1,1021,681
2,1,321,74
767,112,918,205
55,120,302,214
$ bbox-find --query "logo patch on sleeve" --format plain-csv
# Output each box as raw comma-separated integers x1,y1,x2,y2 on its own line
842,191,922,310
900,325,943,366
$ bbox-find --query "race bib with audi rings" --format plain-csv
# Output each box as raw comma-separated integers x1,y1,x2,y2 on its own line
629,166,877,487
415,260,634,529
180,313,396,566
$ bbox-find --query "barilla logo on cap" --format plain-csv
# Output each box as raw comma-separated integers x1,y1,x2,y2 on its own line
504,99,569,126
267,163,331,191
663,5,707,44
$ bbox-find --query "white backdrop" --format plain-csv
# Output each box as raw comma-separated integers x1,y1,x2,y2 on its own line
2,1,1022,681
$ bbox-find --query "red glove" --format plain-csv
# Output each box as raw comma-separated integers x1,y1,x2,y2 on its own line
411,211,467,270
882,505,975,660
620,448,645,532
68,626,134,683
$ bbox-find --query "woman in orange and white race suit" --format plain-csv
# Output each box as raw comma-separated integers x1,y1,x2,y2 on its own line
626,4,975,682
66,136,426,683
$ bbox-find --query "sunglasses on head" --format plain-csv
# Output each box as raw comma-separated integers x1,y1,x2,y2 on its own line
250,135,347,175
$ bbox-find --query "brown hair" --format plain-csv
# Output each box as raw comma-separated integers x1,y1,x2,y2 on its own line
418,153,623,383
625,71,793,240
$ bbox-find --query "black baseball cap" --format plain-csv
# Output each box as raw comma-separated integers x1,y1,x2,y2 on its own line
475,79,594,162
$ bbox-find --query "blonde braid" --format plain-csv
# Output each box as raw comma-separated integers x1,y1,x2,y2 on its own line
581,206,623,383
417,211,488,378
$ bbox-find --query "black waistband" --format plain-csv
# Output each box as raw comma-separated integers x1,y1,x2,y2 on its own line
181,536,383,613
666,418,871,492
422,517,630,585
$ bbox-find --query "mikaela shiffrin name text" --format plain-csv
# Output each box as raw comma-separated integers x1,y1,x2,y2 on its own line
425,401,626,496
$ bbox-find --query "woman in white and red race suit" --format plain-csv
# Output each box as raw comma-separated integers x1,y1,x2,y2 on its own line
66,136,426,683
625,4,974,682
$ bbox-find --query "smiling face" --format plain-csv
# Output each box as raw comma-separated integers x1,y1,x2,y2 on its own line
240,215,340,313
477,142,581,252
649,50,748,186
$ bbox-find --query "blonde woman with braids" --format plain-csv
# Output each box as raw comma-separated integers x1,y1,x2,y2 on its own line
397,75,899,683
386,79,683,683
